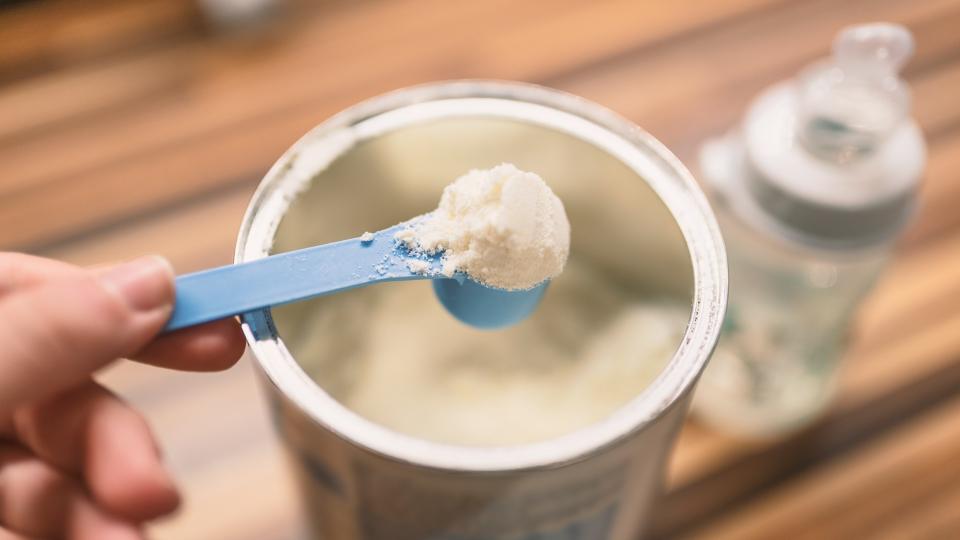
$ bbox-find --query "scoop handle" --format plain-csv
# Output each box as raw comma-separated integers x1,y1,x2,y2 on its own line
163,225,431,332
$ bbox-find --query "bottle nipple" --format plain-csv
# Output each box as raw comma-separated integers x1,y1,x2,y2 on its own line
797,23,914,163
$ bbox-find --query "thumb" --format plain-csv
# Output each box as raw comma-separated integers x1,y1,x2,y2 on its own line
0,256,174,414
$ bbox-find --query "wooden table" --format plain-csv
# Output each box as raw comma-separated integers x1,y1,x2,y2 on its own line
2,1,959,538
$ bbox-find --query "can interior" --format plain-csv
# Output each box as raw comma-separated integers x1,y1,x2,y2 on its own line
268,114,694,447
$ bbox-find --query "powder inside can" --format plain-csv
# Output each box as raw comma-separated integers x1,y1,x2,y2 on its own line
397,163,570,290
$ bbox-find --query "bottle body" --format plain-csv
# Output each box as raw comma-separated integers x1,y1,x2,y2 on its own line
692,23,923,438
692,132,891,437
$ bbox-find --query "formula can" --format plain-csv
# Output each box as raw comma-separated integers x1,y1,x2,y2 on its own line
237,81,727,539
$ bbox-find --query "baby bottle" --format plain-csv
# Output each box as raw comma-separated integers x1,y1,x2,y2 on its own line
693,23,925,437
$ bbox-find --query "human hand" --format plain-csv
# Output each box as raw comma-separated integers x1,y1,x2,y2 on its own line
0,253,246,539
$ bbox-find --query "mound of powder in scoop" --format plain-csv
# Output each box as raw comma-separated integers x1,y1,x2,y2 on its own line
397,163,570,290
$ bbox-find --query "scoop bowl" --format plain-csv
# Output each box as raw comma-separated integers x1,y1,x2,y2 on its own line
433,277,548,329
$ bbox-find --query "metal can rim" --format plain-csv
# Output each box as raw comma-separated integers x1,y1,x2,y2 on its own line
236,80,728,472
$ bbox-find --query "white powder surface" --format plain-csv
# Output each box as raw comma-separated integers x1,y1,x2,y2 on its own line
283,262,690,447
399,163,570,290
359,231,375,243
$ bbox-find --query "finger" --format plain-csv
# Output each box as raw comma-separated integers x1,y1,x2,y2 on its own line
0,256,174,414
0,253,79,296
0,444,67,537
12,383,180,522
0,253,246,372
135,317,246,371
0,526,33,540
0,444,143,540
70,491,146,540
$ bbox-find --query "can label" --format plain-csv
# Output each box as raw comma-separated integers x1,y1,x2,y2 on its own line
423,505,618,540
349,460,624,540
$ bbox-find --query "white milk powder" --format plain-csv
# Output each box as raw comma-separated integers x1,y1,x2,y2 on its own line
278,164,688,447
289,261,689,447
398,163,570,290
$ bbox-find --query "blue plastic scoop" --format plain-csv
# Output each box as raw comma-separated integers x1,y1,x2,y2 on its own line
163,224,548,333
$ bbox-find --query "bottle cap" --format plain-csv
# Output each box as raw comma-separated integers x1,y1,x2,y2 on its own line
740,23,925,248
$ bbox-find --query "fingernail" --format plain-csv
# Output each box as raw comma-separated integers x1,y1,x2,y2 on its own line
98,256,174,312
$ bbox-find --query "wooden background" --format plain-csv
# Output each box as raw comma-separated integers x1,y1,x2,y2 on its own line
2,0,959,538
